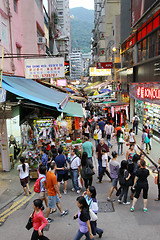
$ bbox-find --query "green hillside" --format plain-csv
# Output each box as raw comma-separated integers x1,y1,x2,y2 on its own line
70,7,94,53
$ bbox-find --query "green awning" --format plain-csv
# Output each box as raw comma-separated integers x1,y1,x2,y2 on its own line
62,102,84,118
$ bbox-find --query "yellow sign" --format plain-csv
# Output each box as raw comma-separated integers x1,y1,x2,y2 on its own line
89,67,111,76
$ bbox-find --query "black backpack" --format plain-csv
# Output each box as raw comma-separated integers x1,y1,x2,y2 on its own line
118,169,127,185
133,117,138,126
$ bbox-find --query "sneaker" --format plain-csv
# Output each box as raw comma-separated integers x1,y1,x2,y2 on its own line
77,190,81,194
63,190,67,195
123,202,130,205
154,198,160,201
61,210,69,216
143,208,148,213
47,218,54,223
130,207,134,212
118,199,122,203
61,180,64,184
98,230,103,238
72,188,75,192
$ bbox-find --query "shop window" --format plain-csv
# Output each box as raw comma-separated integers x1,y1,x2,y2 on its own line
148,32,157,58
138,42,142,62
153,16,159,30
157,30,160,56
147,22,152,34
142,39,147,61
13,0,18,12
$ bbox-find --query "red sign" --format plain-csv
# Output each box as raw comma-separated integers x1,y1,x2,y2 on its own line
137,87,160,100
96,62,113,69
75,117,79,130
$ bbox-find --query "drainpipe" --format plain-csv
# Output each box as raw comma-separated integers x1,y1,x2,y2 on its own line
6,0,15,72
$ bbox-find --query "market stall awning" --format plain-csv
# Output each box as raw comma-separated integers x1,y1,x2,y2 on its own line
62,102,84,117
2,75,68,110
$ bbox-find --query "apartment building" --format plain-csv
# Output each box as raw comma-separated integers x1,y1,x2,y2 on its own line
70,49,82,80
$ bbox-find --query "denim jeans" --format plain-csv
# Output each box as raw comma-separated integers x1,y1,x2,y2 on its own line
74,230,93,240
99,167,112,182
98,160,102,178
71,169,80,190
118,142,123,155
95,140,99,148
90,221,103,236
118,186,129,203
107,134,112,147
133,125,138,135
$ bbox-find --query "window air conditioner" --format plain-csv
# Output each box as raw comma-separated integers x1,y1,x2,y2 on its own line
37,37,47,45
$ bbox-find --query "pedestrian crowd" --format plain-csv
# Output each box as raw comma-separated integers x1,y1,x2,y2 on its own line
17,113,159,240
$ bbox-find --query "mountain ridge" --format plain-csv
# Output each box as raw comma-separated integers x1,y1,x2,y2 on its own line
70,7,94,53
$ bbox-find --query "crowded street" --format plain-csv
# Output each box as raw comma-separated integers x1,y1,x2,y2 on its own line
1,0,160,240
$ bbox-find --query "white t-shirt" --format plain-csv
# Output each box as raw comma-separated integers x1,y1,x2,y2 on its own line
105,125,113,135
102,153,108,168
85,125,90,134
70,155,81,169
39,173,46,192
94,129,102,140
17,163,29,179
129,132,135,143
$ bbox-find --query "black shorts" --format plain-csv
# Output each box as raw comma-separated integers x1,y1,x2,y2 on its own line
20,176,29,187
57,172,68,182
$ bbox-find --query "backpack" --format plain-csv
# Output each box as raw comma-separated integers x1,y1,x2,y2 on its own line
133,117,138,126
118,169,127,185
34,177,45,193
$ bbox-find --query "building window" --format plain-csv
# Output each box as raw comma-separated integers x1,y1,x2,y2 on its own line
16,45,21,60
13,0,18,12
35,0,42,12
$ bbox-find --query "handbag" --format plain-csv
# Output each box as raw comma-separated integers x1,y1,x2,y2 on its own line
145,135,150,144
119,137,125,143
85,165,95,177
25,217,33,230
89,209,98,221
78,175,83,188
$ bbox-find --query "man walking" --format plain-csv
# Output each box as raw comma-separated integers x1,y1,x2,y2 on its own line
96,138,110,178
132,114,140,135
98,118,106,138
70,148,81,194
105,122,114,148
46,162,69,223
82,136,94,162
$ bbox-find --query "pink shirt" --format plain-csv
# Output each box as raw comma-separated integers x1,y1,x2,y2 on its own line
33,210,48,231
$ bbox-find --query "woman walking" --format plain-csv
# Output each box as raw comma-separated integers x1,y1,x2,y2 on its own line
93,125,102,148
127,128,136,145
73,196,94,240
30,199,49,240
83,186,103,238
81,152,95,189
118,160,131,205
130,160,150,212
17,157,31,196
83,122,91,139
117,129,125,155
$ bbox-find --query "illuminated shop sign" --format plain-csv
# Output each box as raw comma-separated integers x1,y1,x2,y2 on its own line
130,83,160,105
137,87,160,100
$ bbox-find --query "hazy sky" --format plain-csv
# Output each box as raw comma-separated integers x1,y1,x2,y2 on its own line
69,0,94,10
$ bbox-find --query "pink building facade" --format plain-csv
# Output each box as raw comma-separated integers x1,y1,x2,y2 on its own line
0,0,46,77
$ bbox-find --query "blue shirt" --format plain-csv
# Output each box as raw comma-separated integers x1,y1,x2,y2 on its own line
98,121,105,131
55,154,66,174
41,153,48,167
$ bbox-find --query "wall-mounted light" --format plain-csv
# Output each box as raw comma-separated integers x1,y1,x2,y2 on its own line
112,47,116,52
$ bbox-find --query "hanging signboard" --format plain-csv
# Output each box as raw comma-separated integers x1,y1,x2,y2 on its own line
75,117,79,130
89,67,111,76
96,62,113,69
24,57,65,79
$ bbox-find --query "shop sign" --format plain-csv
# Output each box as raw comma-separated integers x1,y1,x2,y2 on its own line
56,79,67,87
96,62,113,69
75,117,79,130
0,88,6,103
99,33,105,40
24,57,65,79
130,83,160,105
89,67,111,76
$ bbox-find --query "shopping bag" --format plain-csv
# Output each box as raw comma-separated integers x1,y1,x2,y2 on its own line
89,209,98,221
78,175,83,188
155,176,158,184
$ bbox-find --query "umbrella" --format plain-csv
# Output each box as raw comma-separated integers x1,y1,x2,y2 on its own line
65,87,75,94
99,89,112,94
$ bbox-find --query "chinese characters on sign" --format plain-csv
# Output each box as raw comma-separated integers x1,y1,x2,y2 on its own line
137,87,160,100
24,57,65,79
89,67,111,76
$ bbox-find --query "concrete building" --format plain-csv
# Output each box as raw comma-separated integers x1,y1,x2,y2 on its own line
70,49,82,80
82,53,92,77
0,0,46,77
54,0,71,61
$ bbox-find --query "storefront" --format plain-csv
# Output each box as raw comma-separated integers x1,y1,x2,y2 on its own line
130,83,160,137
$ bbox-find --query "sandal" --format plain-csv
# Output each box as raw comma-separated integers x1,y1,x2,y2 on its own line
50,208,57,214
